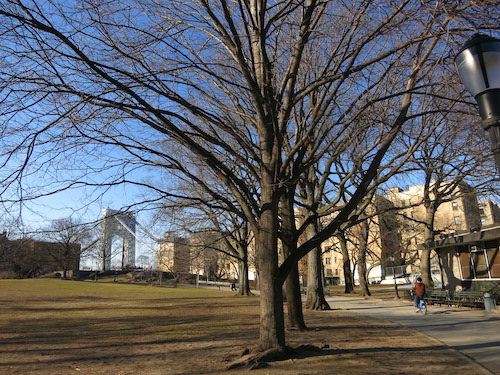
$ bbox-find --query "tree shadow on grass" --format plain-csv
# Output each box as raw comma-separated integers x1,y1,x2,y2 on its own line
226,342,452,371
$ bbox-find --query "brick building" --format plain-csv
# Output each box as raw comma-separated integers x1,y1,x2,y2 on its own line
156,231,245,281
0,232,81,278
321,182,499,286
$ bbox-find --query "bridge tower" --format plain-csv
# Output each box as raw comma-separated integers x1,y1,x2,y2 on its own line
99,209,136,271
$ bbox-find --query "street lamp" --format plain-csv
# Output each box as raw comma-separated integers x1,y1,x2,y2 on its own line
455,33,500,172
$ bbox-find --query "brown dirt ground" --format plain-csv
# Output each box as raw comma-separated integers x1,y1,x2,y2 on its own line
1,300,488,375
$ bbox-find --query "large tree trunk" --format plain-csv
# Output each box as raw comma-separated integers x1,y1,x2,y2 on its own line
305,246,331,310
237,254,251,296
254,170,285,350
358,252,371,296
280,192,307,329
338,232,355,294
284,264,307,329
421,207,436,287
299,162,330,310
255,223,285,350
357,222,371,297
249,0,287,350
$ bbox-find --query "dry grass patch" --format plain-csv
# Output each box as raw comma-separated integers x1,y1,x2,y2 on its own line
0,279,486,375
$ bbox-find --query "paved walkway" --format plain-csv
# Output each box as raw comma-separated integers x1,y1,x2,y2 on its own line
326,295,500,375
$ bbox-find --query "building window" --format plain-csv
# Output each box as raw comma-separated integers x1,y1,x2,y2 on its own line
325,257,331,265
335,269,339,276
471,249,489,279
326,269,333,276
454,216,461,225
452,202,459,211
459,241,500,279
484,240,500,278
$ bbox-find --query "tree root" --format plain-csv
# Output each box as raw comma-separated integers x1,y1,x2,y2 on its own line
226,345,325,370
305,300,331,310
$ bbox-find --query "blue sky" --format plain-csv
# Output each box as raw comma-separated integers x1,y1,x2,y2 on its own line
1,174,161,269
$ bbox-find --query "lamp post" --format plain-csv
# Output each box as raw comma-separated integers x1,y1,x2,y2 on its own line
455,33,500,173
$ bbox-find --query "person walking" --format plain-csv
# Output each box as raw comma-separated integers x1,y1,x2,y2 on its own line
410,277,426,312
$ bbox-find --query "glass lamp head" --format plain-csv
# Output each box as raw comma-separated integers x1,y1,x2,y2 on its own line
455,34,500,120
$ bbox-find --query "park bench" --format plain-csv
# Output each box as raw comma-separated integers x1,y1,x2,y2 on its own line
448,291,484,308
425,290,450,306
409,289,490,309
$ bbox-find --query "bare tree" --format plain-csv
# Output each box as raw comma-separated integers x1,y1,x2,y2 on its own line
41,217,93,277
1,0,497,356
155,185,255,294
403,107,497,286
211,213,254,296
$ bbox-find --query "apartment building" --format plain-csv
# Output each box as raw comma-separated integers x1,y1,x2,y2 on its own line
321,182,498,285
479,200,500,226
155,182,498,288
0,232,81,278
156,231,246,281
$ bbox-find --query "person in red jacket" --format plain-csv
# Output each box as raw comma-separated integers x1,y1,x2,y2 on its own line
410,277,426,312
